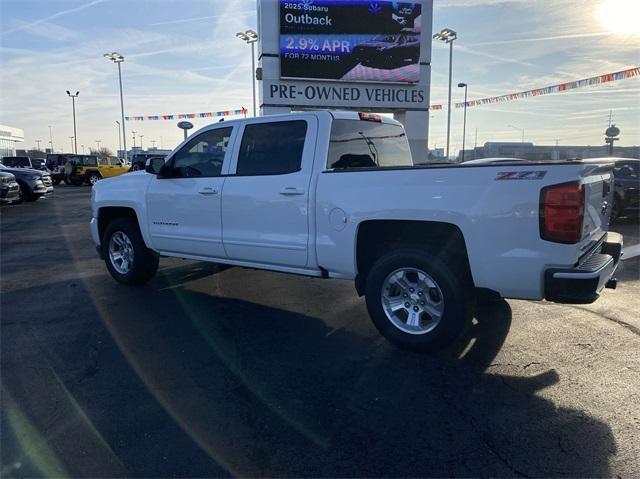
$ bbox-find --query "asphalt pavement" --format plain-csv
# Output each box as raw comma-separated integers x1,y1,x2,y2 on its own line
1,186,639,478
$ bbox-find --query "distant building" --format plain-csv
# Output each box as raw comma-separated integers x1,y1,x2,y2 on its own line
0,125,24,157
458,142,640,162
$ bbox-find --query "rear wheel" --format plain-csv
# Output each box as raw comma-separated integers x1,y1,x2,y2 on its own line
103,217,159,284
365,248,474,352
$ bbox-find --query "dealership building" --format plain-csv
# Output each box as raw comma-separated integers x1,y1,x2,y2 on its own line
0,125,24,158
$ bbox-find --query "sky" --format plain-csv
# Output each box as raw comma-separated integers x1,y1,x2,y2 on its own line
0,0,639,156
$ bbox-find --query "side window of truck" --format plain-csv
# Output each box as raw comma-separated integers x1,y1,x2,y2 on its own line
171,127,232,177
327,120,412,169
236,120,307,175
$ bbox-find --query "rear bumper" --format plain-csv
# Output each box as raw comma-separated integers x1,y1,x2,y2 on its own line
545,232,623,304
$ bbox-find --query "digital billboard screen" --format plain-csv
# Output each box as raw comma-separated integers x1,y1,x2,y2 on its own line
280,1,422,83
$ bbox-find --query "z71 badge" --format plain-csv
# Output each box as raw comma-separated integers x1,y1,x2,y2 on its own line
495,171,547,180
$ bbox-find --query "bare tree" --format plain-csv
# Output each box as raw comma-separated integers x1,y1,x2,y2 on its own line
89,147,114,159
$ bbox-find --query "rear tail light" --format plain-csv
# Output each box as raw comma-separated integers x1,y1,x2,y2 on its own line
540,181,584,244
358,112,382,122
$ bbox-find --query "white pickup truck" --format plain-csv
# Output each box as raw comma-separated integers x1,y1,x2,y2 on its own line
90,111,622,351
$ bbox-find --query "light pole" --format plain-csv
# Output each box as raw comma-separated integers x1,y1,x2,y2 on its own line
69,136,74,152
132,130,137,149
66,90,79,154
48,126,54,153
35,139,42,151
81,144,85,154
433,28,457,159
115,121,122,157
508,124,525,143
104,52,128,162
139,134,144,150
151,140,156,149
458,82,468,162
96,140,102,150
236,30,258,117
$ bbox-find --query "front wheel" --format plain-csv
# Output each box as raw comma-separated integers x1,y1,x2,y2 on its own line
87,172,101,185
364,248,474,352
103,217,159,284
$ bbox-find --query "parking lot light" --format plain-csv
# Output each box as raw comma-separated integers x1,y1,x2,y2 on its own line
104,52,128,162
66,90,79,154
236,30,258,117
433,28,457,159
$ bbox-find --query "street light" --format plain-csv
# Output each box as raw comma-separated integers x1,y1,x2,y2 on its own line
35,139,42,151
508,124,525,143
115,121,122,157
236,30,258,117
96,140,102,150
81,144,85,154
48,126,54,153
104,52,128,162
139,134,144,150
433,28,457,159
69,136,74,152
132,130,137,149
66,90,79,154
458,82,468,162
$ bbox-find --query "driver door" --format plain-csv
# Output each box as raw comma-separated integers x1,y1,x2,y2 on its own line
146,126,236,258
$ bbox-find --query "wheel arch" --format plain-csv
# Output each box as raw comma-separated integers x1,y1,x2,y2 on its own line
97,206,144,246
354,219,474,296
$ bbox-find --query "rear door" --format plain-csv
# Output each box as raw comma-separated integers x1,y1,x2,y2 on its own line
221,116,318,268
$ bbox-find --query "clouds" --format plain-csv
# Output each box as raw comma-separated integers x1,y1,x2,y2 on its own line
0,0,637,155
1,0,106,35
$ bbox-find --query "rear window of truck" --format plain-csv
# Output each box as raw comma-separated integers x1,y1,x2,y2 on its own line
327,120,412,169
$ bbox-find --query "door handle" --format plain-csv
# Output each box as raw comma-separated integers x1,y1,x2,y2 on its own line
198,187,218,195
279,187,305,196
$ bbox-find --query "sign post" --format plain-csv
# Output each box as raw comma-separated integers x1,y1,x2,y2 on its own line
258,0,433,163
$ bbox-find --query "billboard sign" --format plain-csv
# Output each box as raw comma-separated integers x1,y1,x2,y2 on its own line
280,0,422,83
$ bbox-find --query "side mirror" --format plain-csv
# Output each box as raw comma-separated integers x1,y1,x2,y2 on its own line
145,157,166,175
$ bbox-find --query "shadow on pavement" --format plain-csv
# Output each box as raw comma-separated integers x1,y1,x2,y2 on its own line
2,262,617,477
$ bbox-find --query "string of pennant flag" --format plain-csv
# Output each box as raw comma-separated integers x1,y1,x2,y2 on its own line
125,107,248,122
123,67,639,121
439,66,639,110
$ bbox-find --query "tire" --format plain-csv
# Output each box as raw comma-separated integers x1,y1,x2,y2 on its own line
15,181,35,204
87,172,101,186
70,178,84,186
103,217,159,285
131,163,141,171
364,248,474,352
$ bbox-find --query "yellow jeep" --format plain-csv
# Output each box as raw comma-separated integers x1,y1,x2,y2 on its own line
65,155,129,186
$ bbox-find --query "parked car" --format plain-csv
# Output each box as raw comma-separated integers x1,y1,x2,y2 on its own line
64,155,129,186
30,158,47,171
1,156,33,169
129,152,168,172
352,30,420,69
611,158,640,221
0,162,53,202
91,111,621,352
0,171,20,204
